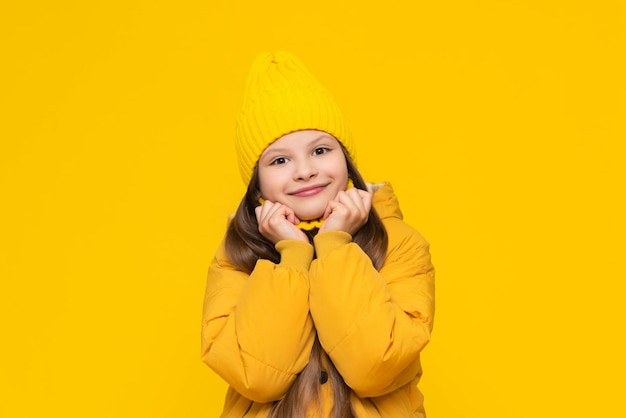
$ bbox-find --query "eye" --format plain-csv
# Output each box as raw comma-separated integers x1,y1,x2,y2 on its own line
270,157,288,165
313,147,330,156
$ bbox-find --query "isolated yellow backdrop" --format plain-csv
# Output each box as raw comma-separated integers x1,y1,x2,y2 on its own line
1,1,624,417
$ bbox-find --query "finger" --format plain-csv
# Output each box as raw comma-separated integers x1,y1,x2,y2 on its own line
256,201,274,224
336,190,362,215
265,203,301,228
342,188,372,219
257,200,275,223
356,189,373,212
264,202,287,226
323,198,342,220
345,188,366,211
278,204,299,225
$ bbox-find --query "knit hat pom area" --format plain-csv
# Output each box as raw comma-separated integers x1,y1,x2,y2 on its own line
235,51,356,185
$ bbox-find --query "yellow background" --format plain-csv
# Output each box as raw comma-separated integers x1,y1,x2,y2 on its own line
1,1,624,417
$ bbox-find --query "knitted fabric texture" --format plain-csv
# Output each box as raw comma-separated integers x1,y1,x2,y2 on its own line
235,51,356,185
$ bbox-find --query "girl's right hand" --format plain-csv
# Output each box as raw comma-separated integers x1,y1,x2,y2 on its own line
255,200,309,244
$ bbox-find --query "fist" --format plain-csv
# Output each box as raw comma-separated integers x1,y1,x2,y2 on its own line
319,188,372,235
255,200,308,244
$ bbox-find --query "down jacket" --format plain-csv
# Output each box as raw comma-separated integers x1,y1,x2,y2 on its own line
201,183,435,417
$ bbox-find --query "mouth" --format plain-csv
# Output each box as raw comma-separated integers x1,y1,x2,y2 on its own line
289,184,328,197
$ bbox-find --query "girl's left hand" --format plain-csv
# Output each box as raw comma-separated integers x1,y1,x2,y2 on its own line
319,188,372,236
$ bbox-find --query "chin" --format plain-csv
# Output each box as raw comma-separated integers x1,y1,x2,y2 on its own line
298,215,324,221
296,209,325,221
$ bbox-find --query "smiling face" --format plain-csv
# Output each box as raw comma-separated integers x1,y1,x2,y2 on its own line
257,129,349,221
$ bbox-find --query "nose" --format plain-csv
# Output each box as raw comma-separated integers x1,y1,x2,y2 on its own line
293,159,318,181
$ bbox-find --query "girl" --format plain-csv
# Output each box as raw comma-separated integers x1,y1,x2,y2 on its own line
201,51,435,417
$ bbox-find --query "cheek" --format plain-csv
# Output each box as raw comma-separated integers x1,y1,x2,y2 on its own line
257,171,268,196
332,159,349,182
258,170,281,198
258,179,270,197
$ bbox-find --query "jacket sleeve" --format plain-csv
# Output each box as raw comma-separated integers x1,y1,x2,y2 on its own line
308,218,435,398
201,239,316,403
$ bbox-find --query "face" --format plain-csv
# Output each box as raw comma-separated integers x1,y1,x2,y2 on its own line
257,130,349,220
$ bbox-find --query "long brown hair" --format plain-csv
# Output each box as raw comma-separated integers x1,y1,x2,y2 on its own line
224,148,388,417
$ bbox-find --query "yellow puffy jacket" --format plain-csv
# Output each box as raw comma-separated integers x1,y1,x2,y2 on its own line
201,183,435,417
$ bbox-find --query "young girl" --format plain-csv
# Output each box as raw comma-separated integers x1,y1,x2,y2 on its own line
201,51,435,417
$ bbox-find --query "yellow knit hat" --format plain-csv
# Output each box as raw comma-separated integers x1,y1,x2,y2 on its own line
235,51,356,185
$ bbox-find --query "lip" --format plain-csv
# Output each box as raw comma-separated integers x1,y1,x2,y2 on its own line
289,184,327,197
